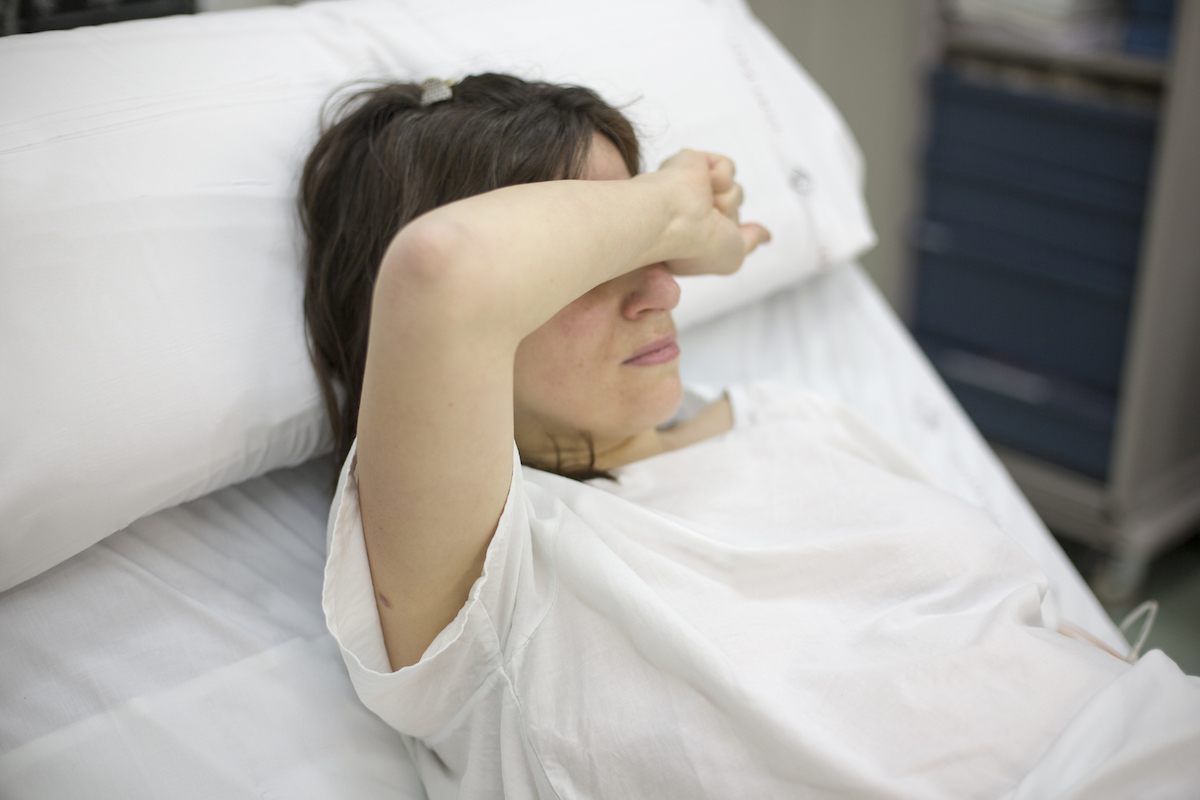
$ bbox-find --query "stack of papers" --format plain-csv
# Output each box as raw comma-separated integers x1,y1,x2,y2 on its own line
948,0,1123,51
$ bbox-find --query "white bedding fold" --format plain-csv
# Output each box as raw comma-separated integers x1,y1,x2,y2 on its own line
1001,650,1200,799
0,637,426,800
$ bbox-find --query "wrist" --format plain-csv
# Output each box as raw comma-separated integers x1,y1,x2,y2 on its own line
631,169,695,266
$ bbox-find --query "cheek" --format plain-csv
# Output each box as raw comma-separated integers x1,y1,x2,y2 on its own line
547,291,611,343
516,296,616,395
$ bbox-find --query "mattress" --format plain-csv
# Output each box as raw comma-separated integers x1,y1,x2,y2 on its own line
0,262,1125,799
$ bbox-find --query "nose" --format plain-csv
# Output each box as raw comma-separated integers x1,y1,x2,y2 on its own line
620,264,680,320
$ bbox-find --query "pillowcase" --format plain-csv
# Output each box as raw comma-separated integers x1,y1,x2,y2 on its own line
0,0,873,591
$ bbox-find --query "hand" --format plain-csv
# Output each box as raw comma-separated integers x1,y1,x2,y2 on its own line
654,149,771,277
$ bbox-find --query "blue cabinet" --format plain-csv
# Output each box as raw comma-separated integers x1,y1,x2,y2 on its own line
922,4,1200,603
913,71,1158,481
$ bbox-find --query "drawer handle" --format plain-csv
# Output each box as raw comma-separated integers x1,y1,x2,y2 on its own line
935,349,1051,405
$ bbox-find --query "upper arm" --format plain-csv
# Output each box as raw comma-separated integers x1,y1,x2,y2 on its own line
354,224,521,671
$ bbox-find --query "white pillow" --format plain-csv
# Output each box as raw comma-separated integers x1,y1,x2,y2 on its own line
0,0,873,591
372,0,876,328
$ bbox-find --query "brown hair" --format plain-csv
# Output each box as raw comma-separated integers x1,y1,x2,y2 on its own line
299,73,639,479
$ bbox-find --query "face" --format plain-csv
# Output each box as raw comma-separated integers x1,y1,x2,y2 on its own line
512,133,683,466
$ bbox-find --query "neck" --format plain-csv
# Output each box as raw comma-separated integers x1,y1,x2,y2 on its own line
515,395,733,476
517,428,667,474
593,430,670,471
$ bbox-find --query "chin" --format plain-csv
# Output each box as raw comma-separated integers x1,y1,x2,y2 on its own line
638,370,684,430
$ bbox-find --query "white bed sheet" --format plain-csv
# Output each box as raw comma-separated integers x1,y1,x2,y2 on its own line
0,262,1125,799
0,456,427,799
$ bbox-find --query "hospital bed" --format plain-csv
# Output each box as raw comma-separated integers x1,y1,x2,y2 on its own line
0,0,1137,796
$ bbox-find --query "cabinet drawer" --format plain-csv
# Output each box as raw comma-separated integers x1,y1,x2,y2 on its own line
924,176,1145,267
920,342,1116,480
927,142,1148,218
948,381,1114,480
918,217,1135,299
929,71,1157,187
914,252,1131,391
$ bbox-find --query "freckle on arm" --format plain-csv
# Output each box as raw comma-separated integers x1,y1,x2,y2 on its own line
377,592,392,609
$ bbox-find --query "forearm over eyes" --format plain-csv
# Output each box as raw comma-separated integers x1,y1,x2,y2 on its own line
373,171,689,344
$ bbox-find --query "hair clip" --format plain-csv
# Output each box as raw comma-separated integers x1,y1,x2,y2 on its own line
419,78,453,107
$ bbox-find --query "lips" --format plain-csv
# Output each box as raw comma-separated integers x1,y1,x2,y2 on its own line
623,334,680,366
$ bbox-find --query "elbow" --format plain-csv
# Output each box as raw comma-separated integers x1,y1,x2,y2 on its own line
378,217,470,297
374,217,491,325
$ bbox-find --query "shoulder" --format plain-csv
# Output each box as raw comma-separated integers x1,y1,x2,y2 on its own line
323,440,564,733
725,380,845,428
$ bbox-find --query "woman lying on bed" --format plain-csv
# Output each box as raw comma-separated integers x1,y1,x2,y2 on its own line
302,74,1145,799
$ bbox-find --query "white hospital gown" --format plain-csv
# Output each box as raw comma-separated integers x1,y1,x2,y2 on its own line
322,382,1130,799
